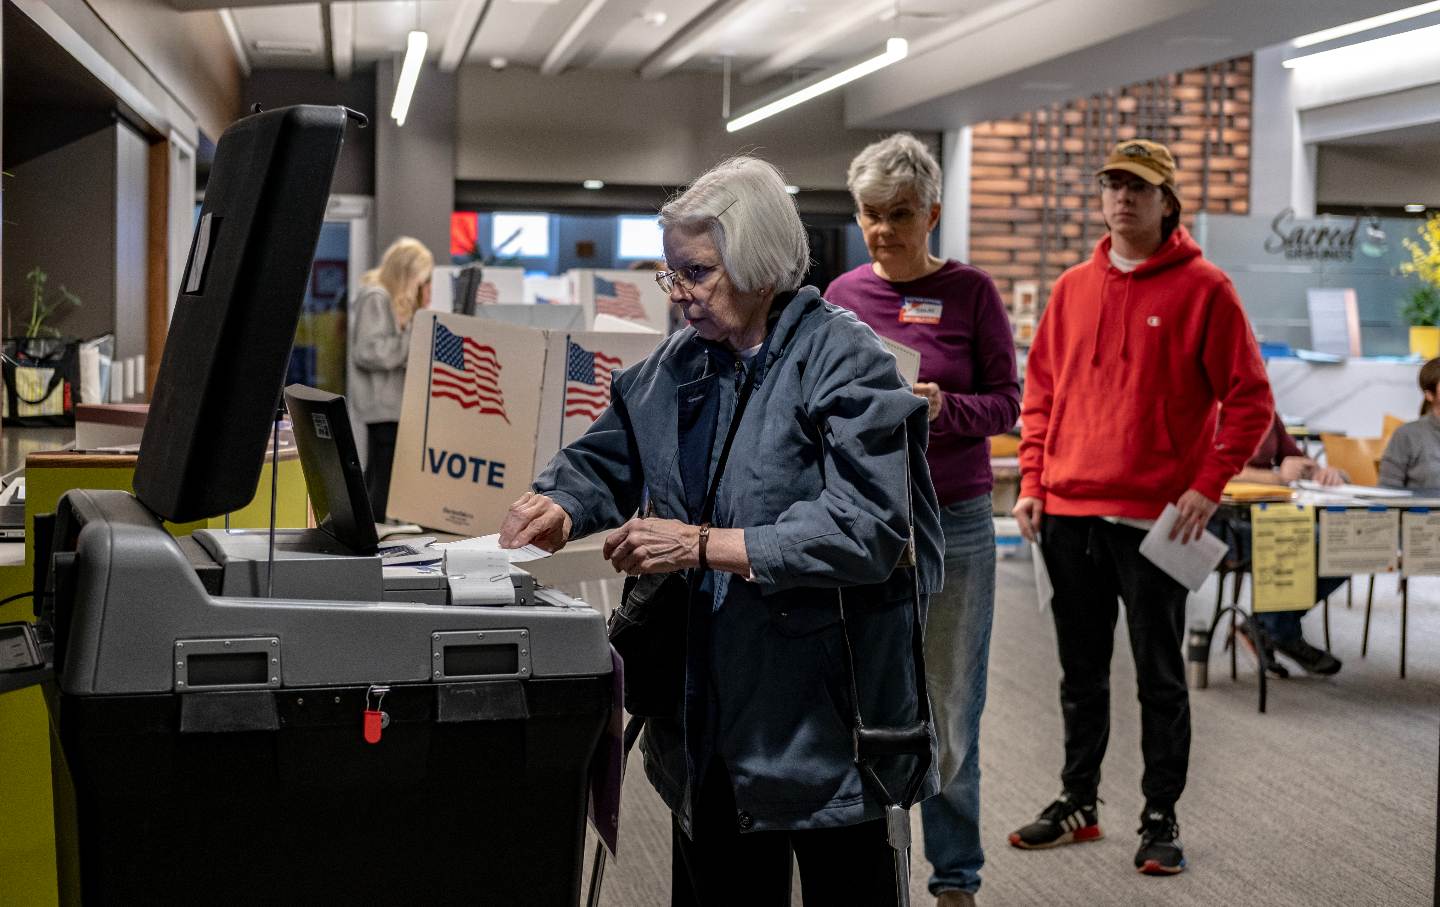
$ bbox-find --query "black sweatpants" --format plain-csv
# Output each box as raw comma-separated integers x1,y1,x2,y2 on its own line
364,420,398,522
1041,515,1191,812
671,761,900,906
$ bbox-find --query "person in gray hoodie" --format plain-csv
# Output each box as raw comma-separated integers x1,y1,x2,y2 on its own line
348,236,432,521
500,156,944,905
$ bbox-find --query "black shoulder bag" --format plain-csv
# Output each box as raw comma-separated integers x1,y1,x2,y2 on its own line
606,352,761,718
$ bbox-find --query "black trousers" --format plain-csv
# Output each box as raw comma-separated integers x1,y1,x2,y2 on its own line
364,421,398,522
1041,515,1191,812
671,761,899,907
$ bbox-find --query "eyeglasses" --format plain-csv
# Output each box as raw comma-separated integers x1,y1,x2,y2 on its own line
655,264,718,294
1098,174,1159,195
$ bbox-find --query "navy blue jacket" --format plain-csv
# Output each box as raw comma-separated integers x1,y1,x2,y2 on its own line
535,287,944,833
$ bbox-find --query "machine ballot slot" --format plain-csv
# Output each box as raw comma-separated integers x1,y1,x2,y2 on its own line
174,637,282,692
432,629,531,681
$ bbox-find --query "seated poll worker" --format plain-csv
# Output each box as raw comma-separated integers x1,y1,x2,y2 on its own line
499,156,944,906
1211,412,1345,676
1379,357,1440,489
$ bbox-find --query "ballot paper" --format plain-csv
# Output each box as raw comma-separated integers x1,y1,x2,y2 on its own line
434,533,551,563
1402,510,1440,576
878,336,922,386
1137,504,1228,592
1318,507,1399,576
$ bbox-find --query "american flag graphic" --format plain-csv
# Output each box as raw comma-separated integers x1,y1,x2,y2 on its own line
594,276,648,322
474,281,499,306
430,322,509,423
564,339,621,421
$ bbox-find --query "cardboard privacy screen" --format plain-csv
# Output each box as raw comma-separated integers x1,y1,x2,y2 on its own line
570,269,669,333
388,310,661,534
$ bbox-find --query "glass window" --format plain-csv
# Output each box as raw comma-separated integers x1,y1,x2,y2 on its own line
617,215,664,261
491,213,551,258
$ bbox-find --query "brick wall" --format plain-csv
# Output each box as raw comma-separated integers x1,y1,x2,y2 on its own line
969,56,1252,309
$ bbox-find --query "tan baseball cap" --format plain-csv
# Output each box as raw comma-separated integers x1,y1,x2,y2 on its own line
1098,139,1180,206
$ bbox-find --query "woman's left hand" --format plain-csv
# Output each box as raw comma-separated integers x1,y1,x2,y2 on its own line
603,518,700,575
912,382,943,421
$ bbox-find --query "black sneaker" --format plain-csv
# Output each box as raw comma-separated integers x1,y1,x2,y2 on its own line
1008,792,1103,849
1272,636,1342,675
1236,619,1289,679
1134,809,1185,875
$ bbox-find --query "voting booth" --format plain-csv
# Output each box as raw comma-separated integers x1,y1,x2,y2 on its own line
569,268,670,333
386,309,661,535
1,105,614,904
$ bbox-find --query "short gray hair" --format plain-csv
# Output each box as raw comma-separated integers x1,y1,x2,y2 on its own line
659,156,810,295
847,133,943,210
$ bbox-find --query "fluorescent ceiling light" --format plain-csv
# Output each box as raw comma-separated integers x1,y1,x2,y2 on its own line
391,29,428,126
1283,22,1440,68
1292,0,1440,47
727,38,907,133
583,179,605,190
784,185,800,195
1406,204,1427,213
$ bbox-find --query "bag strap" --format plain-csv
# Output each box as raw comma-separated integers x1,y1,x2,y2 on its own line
3,357,68,406
836,417,933,808
699,347,764,525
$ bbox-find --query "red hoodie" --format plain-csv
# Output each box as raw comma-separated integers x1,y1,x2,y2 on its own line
1019,226,1273,518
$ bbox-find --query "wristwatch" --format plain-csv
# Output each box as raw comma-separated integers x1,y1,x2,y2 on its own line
698,523,712,571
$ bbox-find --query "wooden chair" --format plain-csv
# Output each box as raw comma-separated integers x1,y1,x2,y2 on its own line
1320,434,1381,487
1382,413,1406,446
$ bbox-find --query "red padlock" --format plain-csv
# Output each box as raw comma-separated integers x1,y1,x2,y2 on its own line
363,685,389,744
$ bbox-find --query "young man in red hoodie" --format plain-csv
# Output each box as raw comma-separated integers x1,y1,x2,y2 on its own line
1008,140,1272,876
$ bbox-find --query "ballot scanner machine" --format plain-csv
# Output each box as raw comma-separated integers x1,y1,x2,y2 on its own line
1,105,613,905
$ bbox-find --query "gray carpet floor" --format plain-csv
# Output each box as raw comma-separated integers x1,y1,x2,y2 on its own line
571,561,1439,906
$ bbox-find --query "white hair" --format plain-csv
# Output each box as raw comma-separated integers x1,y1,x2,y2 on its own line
659,156,810,295
847,132,943,210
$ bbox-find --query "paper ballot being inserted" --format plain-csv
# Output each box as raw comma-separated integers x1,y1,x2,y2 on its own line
1138,504,1229,592
434,533,552,563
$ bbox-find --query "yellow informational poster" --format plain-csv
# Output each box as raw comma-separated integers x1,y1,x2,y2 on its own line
1251,503,1317,613
1401,509,1440,576
1318,507,1399,576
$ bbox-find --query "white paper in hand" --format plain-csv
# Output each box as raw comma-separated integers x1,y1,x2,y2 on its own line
434,533,551,563
1138,503,1228,592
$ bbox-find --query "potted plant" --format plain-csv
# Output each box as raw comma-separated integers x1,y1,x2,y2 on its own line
1401,214,1440,358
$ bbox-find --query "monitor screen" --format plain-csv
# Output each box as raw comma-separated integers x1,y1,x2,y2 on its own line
283,384,378,555
134,105,353,523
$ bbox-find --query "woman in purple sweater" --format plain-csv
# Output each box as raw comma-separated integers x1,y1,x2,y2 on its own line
826,133,1020,907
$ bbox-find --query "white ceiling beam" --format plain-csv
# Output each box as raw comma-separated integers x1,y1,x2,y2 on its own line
741,0,892,85
330,1,354,79
441,0,492,72
219,8,252,77
541,0,612,76
637,0,766,81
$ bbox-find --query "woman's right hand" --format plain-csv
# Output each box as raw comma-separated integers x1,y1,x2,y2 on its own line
1013,496,1044,543
499,492,573,552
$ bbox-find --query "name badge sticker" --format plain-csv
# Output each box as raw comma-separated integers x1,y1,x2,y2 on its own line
899,297,943,325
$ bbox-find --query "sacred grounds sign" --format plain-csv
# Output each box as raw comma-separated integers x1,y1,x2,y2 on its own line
1263,208,1387,262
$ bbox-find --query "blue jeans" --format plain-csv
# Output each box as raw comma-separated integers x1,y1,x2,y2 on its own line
920,493,996,896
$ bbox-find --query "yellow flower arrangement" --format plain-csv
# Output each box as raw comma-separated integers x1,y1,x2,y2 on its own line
1401,214,1440,327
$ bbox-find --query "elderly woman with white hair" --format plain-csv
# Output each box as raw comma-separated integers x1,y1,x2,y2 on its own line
500,155,944,904
826,133,1019,907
